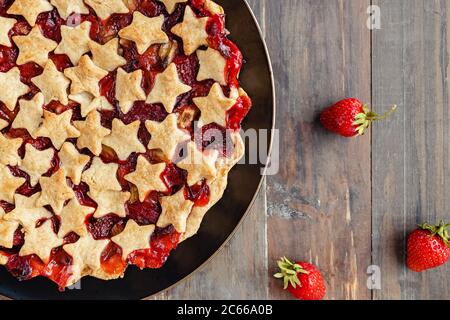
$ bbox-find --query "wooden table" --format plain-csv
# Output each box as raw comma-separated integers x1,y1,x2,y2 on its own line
154,0,450,300
1,0,449,300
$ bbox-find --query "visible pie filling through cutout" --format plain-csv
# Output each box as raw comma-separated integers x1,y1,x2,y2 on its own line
0,0,251,289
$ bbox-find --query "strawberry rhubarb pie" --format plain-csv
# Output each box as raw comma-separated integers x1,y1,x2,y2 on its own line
0,0,251,289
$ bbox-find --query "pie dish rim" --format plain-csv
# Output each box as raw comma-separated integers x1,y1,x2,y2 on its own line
0,0,276,299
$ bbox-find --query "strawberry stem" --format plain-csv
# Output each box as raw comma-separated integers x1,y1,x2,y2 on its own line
367,105,397,121
419,221,450,247
353,104,397,136
274,257,308,290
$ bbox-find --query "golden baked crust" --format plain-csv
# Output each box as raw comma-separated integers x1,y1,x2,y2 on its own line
85,0,129,20
172,6,209,55
32,60,70,105
0,67,29,111
118,12,168,54
13,26,57,67
0,17,17,46
146,63,191,113
7,0,52,27
0,0,251,289
50,0,89,19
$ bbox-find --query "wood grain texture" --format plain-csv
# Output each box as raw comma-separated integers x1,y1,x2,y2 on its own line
372,0,450,300
263,0,372,300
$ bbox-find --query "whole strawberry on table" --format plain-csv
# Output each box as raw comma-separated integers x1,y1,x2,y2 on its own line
406,221,450,272
274,257,326,300
320,98,397,137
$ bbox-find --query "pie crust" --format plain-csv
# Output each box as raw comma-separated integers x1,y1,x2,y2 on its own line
160,0,188,14
19,144,54,186
5,193,52,231
50,0,89,20
11,93,45,139
0,17,17,46
7,0,53,27
0,0,252,289
0,67,29,111
32,60,70,105
171,6,209,55
13,25,57,67
146,62,192,113
118,12,168,54
55,21,92,65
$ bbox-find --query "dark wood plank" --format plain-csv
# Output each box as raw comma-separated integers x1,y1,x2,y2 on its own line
150,0,269,299
264,0,372,300
372,0,450,300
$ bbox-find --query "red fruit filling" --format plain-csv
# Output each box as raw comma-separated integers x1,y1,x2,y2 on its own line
0,0,251,288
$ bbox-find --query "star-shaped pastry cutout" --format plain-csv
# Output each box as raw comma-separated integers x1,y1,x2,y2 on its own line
81,157,121,194
58,142,90,185
69,93,114,117
125,156,167,202
19,144,54,186
203,0,224,15
13,26,57,67
7,0,53,27
32,60,70,105
65,55,108,98
37,168,75,213
146,63,191,113
85,0,129,20
111,220,154,259
197,47,227,85
20,220,63,263
69,92,93,111
157,187,193,232
118,12,168,54
115,68,146,114
57,198,94,237
12,93,44,139
0,67,29,111
177,141,218,185
74,111,111,156
171,6,209,55
0,219,19,249
63,233,109,272
35,110,80,150
193,82,236,127
89,190,130,218
0,133,22,166
55,21,92,65
4,193,52,231
89,38,126,72
159,0,187,14
0,17,17,47
0,119,8,130
50,0,89,19
0,165,25,203
145,114,190,160
102,119,146,161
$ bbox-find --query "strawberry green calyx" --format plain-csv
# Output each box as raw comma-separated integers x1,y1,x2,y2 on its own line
419,221,450,247
274,257,309,289
353,104,397,136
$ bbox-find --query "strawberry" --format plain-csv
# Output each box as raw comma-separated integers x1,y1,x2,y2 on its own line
274,257,326,300
320,98,397,137
406,221,450,272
